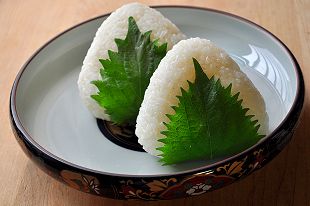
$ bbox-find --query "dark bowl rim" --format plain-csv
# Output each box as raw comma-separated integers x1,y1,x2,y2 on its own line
10,5,305,178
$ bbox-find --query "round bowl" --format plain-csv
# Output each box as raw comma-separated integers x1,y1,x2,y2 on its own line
10,6,304,200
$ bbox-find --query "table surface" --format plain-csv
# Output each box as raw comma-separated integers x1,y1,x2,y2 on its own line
1,0,309,205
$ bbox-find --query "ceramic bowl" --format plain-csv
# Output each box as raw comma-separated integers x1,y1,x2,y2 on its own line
10,6,304,200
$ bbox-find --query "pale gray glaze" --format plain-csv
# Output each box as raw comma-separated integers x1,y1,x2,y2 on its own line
15,7,297,175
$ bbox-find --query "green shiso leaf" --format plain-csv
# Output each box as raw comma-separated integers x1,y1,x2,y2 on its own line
157,58,265,165
91,16,167,124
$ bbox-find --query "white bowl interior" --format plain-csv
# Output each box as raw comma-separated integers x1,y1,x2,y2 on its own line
15,7,297,175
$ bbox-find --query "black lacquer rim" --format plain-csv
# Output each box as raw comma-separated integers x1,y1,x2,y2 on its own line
10,5,305,178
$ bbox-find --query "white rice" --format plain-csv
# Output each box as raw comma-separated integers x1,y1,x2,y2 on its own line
136,38,268,156
78,2,186,120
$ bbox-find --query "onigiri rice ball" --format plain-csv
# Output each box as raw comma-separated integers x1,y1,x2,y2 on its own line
136,37,269,156
78,2,186,120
